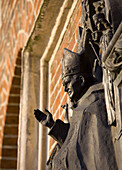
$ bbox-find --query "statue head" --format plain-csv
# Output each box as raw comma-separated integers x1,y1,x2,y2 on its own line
61,48,95,103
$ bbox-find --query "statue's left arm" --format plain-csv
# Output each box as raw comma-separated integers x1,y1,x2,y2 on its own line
34,108,69,146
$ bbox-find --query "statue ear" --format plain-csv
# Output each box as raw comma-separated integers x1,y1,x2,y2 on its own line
79,75,85,87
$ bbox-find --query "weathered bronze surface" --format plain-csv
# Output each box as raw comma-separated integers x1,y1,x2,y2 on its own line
34,0,122,169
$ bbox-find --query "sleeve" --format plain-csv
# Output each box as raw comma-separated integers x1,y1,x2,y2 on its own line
48,119,70,146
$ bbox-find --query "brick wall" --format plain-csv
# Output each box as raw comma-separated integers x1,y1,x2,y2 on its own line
49,0,82,155
0,0,43,168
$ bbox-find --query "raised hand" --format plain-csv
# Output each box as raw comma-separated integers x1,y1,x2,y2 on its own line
34,109,54,128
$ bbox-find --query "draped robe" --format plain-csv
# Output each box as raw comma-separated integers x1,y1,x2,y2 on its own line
48,83,118,170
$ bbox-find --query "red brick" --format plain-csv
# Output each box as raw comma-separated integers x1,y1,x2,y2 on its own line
25,17,30,33
50,93,54,109
3,109,7,124
34,0,38,9
19,0,23,13
54,109,60,120
6,104,20,114
60,104,64,116
16,57,21,66
14,0,19,11
52,77,61,97
0,150,1,159
0,105,6,117
74,3,81,23
1,92,7,103
9,86,21,95
16,33,23,50
74,15,81,32
28,1,33,14
50,80,54,94
5,68,9,82
0,118,3,127
13,20,18,40
60,85,65,99
12,76,21,86
1,159,17,169
3,136,17,146
75,26,79,41
49,138,55,150
21,11,26,30
0,42,4,52
2,80,8,93
0,106,5,121
0,128,4,151
0,85,2,96
74,43,77,52
68,33,75,51
29,13,36,33
2,148,17,158
22,33,28,47
4,126,18,135
6,56,11,75
5,114,19,125
60,111,65,122
8,95,20,104
53,93,61,114
14,49,21,64
14,66,21,76
60,94,68,108
50,61,58,80
1,1,4,8
36,0,42,15
53,65,61,87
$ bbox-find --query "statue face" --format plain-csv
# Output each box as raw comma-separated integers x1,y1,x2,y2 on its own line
62,75,84,102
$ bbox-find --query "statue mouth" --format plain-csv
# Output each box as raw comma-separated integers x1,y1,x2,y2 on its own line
68,90,72,95
68,90,74,99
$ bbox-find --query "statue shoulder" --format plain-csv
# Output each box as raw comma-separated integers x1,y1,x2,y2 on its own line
79,83,104,104
81,83,106,115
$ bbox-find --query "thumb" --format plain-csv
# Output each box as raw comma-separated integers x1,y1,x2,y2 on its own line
45,108,51,116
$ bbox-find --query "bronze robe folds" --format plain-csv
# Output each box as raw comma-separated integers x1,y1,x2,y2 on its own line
49,83,118,170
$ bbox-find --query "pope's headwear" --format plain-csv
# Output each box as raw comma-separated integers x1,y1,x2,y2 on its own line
61,48,94,80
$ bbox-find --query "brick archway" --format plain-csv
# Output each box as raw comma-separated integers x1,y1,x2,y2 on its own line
0,49,22,169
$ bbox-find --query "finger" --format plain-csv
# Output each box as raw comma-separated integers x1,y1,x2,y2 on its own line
34,110,39,114
45,108,51,116
34,109,40,114
34,109,37,113
35,109,44,115
34,111,43,119
34,111,37,115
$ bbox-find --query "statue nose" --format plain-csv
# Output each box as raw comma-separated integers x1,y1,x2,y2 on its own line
64,85,68,92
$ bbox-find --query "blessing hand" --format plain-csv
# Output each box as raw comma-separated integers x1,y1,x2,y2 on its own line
34,109,54,128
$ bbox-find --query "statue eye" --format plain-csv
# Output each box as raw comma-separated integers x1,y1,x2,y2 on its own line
64,80,70,85
63,80,69,86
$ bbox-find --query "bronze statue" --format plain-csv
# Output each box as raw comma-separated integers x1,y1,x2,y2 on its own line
34,0,122,169
34,47,118,169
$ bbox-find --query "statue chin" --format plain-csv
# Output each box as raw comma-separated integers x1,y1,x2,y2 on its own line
68,90,77,102
68,93,74,102
69,93,81,104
